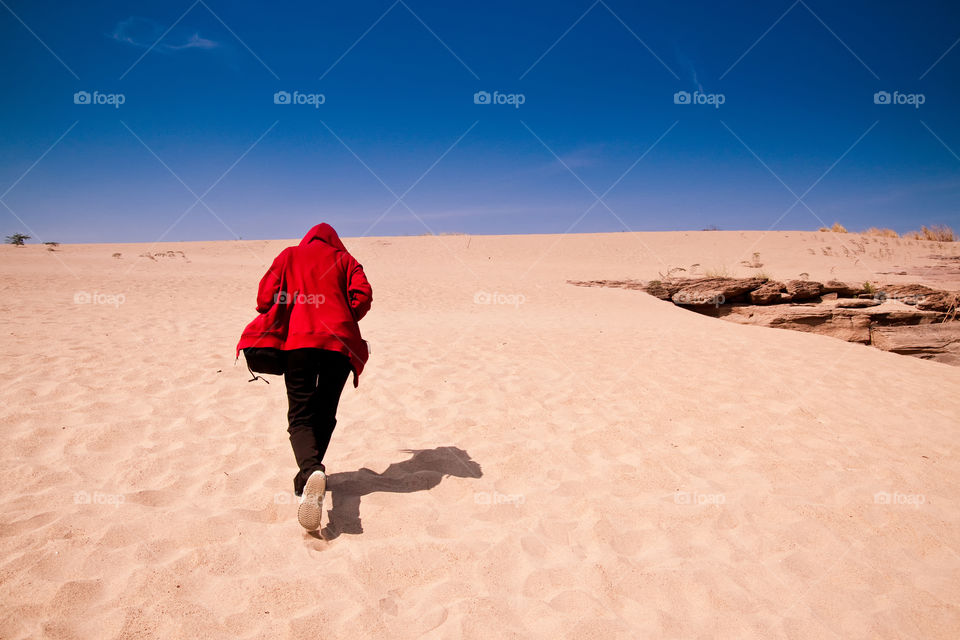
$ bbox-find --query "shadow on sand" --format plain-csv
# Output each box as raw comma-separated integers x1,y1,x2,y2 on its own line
316,446,482,540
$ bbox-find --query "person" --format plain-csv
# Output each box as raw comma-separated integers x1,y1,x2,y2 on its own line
237,223,372,531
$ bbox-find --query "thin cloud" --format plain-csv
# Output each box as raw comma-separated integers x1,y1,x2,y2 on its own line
674,47,706,93
166,33,219,51
535,144,607,174
556,146,604,170
111,17,221,52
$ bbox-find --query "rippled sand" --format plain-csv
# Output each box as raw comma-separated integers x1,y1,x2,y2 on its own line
1,230,958,638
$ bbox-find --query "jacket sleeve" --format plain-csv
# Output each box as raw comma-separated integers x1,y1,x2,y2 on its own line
256,250,288,313
344,254,372,321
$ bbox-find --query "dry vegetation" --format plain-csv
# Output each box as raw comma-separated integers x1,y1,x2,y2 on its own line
819,223,956,242
863,227,899,238
903,225,956,242
819,222,848,233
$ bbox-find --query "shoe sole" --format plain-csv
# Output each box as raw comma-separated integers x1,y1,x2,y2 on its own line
297,471,326,531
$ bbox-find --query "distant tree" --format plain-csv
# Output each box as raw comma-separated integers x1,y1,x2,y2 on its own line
5,233,30,246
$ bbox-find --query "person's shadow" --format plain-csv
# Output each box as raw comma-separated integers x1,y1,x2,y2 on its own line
318,446,482,540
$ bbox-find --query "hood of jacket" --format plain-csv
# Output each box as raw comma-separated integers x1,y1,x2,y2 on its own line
299,223,347,252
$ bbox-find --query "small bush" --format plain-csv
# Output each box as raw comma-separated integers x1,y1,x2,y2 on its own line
863,227,899,238
902,225,956,242
920,224,955,242
5,233,30,246
657,266,686,279
705,266,732,278
863,281,875,294
830,222,848,233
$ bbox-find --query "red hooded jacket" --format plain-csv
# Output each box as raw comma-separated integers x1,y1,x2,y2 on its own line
236,223,372,387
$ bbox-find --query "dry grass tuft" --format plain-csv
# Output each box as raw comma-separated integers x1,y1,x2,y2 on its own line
704,266,732,278
903,225,955,242
863,227,899,238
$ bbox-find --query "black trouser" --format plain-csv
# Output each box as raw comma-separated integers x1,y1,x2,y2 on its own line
284,348,351,495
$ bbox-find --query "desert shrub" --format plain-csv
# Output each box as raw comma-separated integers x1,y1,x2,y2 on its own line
920,224,955,242
5,233,30,246
902,225,956,242
863,227,899,238
830,222,847,233
705,266,732,278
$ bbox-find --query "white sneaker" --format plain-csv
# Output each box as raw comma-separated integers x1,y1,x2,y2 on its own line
297,470,326,531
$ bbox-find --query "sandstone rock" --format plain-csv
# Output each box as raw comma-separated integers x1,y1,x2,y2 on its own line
822,280,864,297
642,279,685,300
877,283,936,305
868,284,959,312
835,298,881,308
749,281,786,305
671,277,766,306
769,310,872,343
871,323,960,365
867,310,944,325
716,306,872,342
915,291,959,313
783,280,823,301
621,276,959,365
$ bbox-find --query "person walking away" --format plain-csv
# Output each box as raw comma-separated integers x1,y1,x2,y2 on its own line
237,223,372,530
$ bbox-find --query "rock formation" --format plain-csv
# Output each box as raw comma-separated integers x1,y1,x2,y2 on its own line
567,277,960,365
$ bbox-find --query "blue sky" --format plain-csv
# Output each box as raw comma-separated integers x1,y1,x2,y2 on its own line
1,0,958,242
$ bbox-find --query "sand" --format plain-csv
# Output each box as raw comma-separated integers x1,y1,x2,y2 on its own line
1,230,959,638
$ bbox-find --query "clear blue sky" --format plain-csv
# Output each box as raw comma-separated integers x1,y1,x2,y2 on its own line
1,0,958,243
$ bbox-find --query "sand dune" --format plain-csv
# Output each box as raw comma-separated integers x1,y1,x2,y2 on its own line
1,230,958,638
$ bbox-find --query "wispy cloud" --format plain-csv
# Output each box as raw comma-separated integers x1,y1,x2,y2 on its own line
674,47,706,93
111,17,220,52
535,144,607,174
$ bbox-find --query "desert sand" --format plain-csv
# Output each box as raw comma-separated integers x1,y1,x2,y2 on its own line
1,229,959,639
